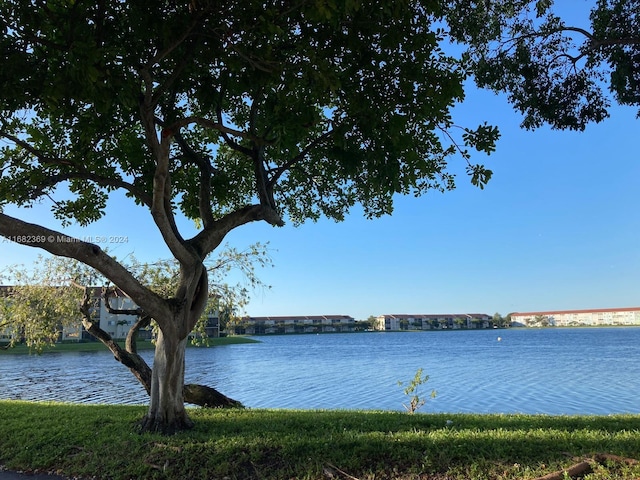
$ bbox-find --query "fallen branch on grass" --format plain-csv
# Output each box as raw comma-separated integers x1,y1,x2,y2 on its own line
533,453,638,480
322,462,361,480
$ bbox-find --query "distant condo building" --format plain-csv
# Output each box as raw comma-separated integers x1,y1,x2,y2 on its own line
0,285,220,342
374,313,493,331
231,315,356,335
511,307,640,327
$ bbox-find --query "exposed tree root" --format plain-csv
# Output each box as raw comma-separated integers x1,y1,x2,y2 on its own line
533,453,638,480
77,284,244,409
139,412,195,435
183,383,243,408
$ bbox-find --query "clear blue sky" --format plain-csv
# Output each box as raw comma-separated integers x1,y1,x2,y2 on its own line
1,1,638,320
2,85,638,320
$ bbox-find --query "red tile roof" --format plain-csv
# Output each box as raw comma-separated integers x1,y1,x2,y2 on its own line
244,315,354,321
380,313,491,319
511,307,640,316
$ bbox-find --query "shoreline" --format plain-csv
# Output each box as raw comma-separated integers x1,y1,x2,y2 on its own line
4,324,640,354
0,336,259,355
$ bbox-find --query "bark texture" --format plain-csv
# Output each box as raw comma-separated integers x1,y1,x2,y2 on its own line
184,383,243,408
140,331,193,434
77,285,244,427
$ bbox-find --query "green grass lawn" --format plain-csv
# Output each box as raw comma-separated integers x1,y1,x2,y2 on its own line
0,401,639,479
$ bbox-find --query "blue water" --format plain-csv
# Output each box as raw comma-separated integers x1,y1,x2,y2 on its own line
1,328,639,414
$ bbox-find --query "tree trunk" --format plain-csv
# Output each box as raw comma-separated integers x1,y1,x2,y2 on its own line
139,329,193,434
78,284,243,417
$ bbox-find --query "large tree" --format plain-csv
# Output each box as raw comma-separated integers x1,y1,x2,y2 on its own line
445,0,640,130
0,248,266,408
0,0,498,433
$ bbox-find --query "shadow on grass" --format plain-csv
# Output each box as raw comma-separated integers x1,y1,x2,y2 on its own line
183,409,640,479
1,402,639,480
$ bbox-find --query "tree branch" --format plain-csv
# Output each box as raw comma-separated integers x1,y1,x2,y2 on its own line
0,213,168,323
185,266,209,333
558,26,595,41
253,147,283,226
145,15,203,69
500,24,640,55
125,314,152,355
548,26,640,51
139,91,196,268
549,51,588,68
591,36,640,48
75,282,241,407
248,87,264,138
162,116,250,141
188,204,274,258
26,171,152,207
102,287,145,316
151,49,198,106
1,129,152,206
173,132,216,229
0,131,74,167
75,283,152,394
216,105,254,156
269,129,334,186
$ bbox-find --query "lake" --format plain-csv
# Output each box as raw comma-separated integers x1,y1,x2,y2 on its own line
1,327,639,415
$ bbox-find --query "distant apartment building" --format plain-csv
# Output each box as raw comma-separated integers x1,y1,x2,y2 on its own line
0,285,220,342
511,307,640,327
0,285,83,342
231,315,356,335
96,292,140,340
93,288,220,339
374,313,493,331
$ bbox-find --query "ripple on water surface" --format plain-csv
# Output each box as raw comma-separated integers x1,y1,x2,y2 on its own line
1,328,639,414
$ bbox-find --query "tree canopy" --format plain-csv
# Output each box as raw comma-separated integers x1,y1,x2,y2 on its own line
445,0,640,130
0,0,499,433
0,1,497,236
